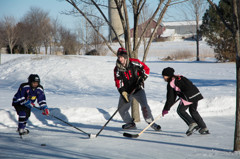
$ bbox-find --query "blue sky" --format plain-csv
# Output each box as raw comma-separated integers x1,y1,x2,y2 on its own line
0,0,77,30
0,0,220,31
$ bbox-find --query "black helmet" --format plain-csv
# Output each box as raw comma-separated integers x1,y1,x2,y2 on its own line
28,74,40,84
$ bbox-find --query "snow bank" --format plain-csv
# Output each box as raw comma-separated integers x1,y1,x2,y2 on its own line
0,43,239,159
0,54,236,128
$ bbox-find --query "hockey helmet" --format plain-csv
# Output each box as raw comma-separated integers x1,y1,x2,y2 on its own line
28,74,40,84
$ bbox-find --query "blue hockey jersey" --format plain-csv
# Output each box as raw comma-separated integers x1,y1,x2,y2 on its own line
12,83,47,108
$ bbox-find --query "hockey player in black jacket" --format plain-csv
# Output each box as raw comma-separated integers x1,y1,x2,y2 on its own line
161,67,209,136
114,47,161,131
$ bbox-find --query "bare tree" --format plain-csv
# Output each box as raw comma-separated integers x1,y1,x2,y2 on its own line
64,0,187,121
59,26,78,55
73,4,106,54
42,18,53,55
0,22,5,49
139,3,152,54
16,22,32,54
207,0,240,151
75,19,84,55
22,7,52,54
0,16,18,54
90,18,105,52
51,17,62,55
179,0,208,61
64,0,181,58
77,16,94,53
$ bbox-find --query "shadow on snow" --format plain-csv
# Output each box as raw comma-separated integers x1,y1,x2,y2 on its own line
150,72,235,87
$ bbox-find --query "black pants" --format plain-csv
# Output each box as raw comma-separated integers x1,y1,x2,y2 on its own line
14,105,31,129
177,102,206,129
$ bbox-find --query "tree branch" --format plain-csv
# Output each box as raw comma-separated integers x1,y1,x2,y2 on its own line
91,0,124,50
134,0,164,54
143,0,171,62
65,0,116,55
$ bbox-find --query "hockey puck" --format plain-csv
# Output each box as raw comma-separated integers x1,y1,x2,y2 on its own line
41,144,46,146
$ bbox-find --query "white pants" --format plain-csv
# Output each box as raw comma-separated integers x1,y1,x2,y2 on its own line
118,89,154,124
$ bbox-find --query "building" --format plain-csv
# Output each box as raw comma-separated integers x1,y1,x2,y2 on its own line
0,47,8,54
162,20,202,40
108,17,201,42
130,19,165,41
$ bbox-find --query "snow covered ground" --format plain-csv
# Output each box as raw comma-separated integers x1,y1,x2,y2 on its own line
0,41,239,159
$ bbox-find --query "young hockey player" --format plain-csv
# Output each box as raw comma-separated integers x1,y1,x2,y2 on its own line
12,74,50,136
114,47,161,131
161,67,209,136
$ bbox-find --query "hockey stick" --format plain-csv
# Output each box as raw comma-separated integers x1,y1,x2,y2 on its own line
123,114,162,138
33,106,95,138
94,88,137,138
123,98,180,138
95,106,120,137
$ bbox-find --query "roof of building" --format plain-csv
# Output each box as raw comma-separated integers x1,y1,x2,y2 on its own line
162,20,202,26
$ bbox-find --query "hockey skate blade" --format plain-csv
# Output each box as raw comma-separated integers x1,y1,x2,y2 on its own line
89,134,96,139
123,132,139,138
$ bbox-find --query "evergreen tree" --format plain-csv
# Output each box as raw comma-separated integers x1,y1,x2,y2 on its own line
200,0,235,62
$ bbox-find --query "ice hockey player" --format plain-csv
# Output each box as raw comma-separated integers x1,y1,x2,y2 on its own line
12,74,50,136
161,67,209,136
114,47,161,131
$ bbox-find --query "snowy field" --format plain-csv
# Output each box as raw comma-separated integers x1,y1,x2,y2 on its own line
0,41,239,159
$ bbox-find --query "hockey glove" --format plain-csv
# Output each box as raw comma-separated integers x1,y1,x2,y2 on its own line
121,91,129,103
137,75,147,88
162,110,168,117
138,76,144,84
24,100,34,109
41,105,50,116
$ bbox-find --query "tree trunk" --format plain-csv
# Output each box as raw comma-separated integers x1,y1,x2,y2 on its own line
131,33,140,122
196,30,199,61
50,43,52,55
45,45,48,55
233,0,240,151
196,15,200,61
23,44,27,54
235,53,240,152
9,44,13,54
132,99,140,122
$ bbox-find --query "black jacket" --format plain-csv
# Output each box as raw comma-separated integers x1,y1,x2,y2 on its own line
114,58,149,94
163,76,203,111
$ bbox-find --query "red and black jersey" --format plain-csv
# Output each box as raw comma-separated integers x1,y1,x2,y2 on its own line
114,58,150,94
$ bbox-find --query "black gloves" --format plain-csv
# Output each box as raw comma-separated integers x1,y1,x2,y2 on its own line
136,75,147,89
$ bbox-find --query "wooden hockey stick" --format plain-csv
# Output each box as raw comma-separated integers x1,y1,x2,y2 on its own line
123,98,180,138
123,113,162,138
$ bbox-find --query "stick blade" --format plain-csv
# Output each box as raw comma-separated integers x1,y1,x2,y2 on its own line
123,132,139,138
88,134,96,139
